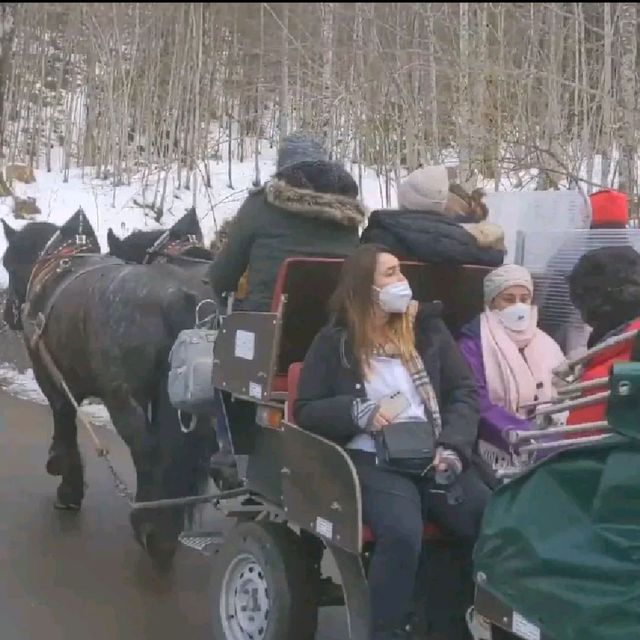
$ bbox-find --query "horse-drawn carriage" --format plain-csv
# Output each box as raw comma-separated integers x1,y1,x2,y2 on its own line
188,257,491,640
192,254,640,640
4,207,639,640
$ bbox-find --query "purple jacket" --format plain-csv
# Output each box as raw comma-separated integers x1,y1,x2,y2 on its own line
457,317,530,453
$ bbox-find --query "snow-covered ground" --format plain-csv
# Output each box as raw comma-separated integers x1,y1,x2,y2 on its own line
0,362,113,427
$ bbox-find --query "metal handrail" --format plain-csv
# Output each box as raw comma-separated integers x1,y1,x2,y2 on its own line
507,421,609,444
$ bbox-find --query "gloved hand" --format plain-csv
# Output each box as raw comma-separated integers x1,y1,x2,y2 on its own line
433,447,463,485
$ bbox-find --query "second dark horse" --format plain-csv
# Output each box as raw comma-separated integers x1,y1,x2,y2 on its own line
2,209,214,566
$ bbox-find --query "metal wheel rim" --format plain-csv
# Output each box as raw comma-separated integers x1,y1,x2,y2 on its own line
219,552,270,639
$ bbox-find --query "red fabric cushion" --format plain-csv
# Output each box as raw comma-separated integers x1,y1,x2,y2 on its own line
285,362,303,422
362,522,445,544
566,318,640,436
271,375,289,394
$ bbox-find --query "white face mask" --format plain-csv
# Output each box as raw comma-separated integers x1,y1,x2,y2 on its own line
374,280,413,314
496,302,531,332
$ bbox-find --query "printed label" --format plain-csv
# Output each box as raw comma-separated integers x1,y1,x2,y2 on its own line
234,330,255,360
512,612,541,640
249,382,262,399
315,517,333,540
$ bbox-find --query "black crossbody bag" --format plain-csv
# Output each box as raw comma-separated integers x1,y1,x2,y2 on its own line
374,412,436,476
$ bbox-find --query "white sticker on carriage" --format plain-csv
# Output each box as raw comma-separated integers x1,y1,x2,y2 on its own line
249,382,262,399
234,330,255,360
512,611,541,640
315,517,333,540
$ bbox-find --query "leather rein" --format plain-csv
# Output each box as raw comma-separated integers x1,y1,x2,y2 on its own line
143,233,212,265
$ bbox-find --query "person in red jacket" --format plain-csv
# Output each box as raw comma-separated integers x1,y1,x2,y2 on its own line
565,245,640,428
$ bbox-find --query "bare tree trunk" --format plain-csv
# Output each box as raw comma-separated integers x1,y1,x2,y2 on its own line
617,2,637,211
278,3,289,142
253,2,263,187
0,3,15,153
494,3,505,190
600,2,612,187
474,2,488,176
425,3,438,163
458,3,471,180
320,2,334,145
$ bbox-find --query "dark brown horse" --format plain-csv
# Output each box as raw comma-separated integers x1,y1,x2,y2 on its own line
2,209,215,566
107,209,242,487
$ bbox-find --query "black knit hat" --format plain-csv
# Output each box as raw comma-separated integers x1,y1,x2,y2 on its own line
569,246,640,327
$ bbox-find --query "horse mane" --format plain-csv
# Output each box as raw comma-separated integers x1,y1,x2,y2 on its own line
123,230,165,252
179,245,214,261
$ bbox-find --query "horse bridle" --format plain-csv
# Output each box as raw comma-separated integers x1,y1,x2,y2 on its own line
143,233,208,265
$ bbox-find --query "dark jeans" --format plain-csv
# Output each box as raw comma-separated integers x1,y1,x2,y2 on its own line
349,450,490,635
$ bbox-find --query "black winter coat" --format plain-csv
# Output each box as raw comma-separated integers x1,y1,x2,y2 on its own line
293,302,479,465
208,162,365,312
360,209,504,267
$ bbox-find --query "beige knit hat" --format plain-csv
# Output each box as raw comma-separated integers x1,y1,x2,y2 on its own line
484,264,533,305
397,165,449,212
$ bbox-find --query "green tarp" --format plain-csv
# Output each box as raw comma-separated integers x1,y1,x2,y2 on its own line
474,437,640,640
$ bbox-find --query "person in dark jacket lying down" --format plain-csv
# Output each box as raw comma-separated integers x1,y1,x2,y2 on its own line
294,243,490,640
361,165,505,267
208,131,365,311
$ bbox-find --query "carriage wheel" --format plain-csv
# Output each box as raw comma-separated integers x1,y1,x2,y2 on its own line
211,521,318,640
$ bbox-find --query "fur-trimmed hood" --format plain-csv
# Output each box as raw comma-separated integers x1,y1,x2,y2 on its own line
460,221,506,252
263,178,367,227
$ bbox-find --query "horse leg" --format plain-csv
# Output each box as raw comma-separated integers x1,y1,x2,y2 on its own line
29,354,85,510
54,446,85,511
103,391,161,553
47,399,85,511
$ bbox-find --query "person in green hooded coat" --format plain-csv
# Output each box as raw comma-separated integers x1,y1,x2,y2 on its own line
209,131,366,311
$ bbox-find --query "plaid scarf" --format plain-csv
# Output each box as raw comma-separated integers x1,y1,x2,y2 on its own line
371,342,443,439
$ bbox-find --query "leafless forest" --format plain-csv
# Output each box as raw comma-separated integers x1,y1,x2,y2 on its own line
0,3,638,210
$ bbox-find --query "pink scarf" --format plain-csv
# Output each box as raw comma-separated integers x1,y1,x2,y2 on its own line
480,306,566,417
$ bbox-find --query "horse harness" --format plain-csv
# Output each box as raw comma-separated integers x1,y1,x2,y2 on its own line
21,239,135,502
22,241,122,350
143,232,210,265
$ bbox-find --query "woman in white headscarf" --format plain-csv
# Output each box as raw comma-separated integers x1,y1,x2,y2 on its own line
457,264,566,469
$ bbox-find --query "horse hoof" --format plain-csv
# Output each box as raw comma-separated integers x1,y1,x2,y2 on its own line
54,499,81,512
140,530,176,571
55,481,83,511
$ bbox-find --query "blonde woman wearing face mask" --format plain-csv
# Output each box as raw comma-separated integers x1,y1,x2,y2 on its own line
457,264,566,470
295,244,489,640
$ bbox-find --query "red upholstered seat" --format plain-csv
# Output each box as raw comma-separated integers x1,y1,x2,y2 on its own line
271,375,289,394
362,522,444,544
285,362,303,422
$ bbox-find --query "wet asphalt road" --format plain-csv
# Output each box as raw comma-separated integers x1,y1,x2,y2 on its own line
0,390,346,640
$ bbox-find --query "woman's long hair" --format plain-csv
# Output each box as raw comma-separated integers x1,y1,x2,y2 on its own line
330,244,416,372
448,183,489,222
